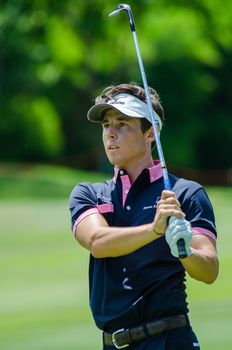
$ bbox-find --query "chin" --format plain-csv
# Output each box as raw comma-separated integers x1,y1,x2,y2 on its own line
108,157,124,168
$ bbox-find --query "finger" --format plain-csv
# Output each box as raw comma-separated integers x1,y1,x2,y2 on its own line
161,190,176,200
172,234,186,245
158,196,181,208
170,224,189,235
158,201,184,212
159,208,185,218
158,205,182,214
169,219,191,232
172,232,192,245
169,217,188,228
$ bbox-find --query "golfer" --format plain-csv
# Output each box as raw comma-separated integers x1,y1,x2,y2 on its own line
69,83,219,349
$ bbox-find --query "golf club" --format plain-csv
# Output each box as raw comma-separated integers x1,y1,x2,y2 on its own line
109,4,187,259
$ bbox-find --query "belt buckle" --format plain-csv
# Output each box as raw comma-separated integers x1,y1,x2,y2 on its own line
112,328,129,349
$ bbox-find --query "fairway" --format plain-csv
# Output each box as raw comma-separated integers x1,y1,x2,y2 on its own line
0,187,231,349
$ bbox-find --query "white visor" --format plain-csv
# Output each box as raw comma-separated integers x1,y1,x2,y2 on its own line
87,93,162,130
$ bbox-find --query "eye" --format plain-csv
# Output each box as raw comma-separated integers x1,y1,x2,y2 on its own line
102,122,109,129
119,121,126,126
118,119,129,127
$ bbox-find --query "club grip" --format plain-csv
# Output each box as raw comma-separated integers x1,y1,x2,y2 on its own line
177,238,188,259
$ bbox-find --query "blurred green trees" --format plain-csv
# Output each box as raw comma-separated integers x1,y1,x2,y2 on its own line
0,0,231,171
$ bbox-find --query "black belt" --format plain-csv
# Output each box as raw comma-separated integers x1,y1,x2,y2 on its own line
103,314,188,349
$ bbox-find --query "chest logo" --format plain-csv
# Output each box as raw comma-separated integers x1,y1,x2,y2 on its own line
143,196,161,210
97,193,112,204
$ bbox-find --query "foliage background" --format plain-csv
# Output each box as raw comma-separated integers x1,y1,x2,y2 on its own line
1,0,232,181
1,1,231,348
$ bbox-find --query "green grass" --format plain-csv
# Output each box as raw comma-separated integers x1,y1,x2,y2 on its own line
0,165,231,349
0,200,101,350
186,187,232,349
0,163,107,198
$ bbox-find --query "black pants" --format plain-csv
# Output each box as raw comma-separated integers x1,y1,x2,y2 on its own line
103,327,200,350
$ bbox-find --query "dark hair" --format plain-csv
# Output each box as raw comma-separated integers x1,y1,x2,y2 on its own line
95,82,164,133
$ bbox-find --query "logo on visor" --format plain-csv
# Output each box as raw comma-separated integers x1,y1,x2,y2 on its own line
109,96,125,105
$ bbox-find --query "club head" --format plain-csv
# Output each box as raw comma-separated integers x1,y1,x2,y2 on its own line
108,4,131,17
108,3,135,31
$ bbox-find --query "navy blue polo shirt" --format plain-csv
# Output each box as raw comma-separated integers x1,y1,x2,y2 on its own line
69,161,217,332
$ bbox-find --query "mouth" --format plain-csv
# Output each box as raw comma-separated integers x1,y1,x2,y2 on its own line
108,144,119,150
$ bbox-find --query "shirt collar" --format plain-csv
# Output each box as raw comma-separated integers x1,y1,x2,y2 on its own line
113,160,163,184
148,160,163,183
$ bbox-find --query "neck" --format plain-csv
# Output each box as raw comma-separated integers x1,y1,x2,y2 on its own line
120,156,154,183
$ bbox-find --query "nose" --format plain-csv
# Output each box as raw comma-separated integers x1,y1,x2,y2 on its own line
105,125,118,140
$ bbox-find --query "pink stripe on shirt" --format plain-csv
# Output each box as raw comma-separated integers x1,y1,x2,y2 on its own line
192,227,216,240
73,204,114,235
73,208,98,234
97,203,114,213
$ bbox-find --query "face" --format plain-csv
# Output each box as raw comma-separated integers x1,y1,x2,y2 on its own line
102,109,153,169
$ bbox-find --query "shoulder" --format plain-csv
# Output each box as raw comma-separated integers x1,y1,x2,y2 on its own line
172,177,203,199
171,176,214,210
69,179,113,206
70,181,95,197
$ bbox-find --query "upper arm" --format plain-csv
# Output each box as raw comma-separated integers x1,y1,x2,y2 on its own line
75,212,109,251
192,234,217,257
181,183,218,261
69,182,98,233
182,234,219,283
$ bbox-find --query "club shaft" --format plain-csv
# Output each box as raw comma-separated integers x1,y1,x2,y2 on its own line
132,30,187,258
132,31,171,191
131,16,187,259
109,4,187,259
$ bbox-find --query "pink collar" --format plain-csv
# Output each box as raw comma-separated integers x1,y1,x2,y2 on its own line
113,160,163,184
148,160,163,183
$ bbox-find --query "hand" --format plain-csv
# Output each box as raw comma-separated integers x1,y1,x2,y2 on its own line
153,191,185,235
165,216,193,258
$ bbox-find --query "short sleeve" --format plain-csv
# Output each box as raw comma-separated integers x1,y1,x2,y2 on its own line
184,188,217,237
173,178,217,239
69,182,98,230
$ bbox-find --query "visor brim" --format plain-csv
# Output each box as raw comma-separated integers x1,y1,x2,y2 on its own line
87,103,146,122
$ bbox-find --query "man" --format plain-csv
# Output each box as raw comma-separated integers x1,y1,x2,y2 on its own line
69,83,219,349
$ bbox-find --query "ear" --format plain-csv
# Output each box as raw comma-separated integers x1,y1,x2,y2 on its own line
145,126,160,143
145,127,155,143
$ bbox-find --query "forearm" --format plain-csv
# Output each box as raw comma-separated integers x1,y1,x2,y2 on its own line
76,190,186,258
91,224,162,258
180,236,219,284
75,214,161,258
